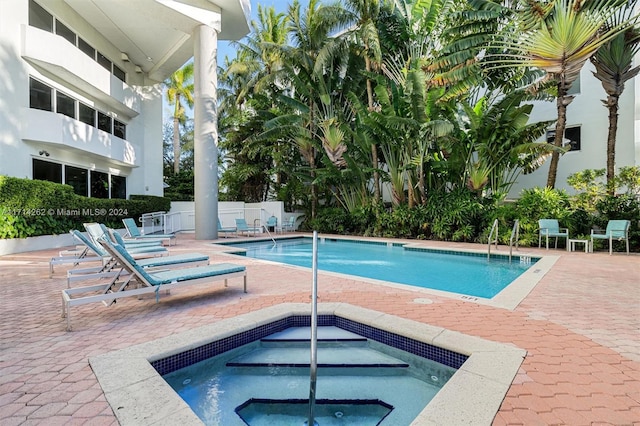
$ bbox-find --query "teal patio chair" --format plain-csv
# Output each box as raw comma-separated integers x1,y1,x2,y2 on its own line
265,216,279,233
590,220,630,255
235,218,261,237
218,218,237,238
282,216,296,233
538,219,569,250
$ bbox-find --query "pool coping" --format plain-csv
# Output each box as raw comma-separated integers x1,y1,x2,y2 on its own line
89,303,526,425
215,235,559,310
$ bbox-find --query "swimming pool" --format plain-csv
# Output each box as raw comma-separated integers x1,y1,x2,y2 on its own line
221,237,538,299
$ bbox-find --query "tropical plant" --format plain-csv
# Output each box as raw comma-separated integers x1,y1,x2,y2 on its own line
452,89,557,198
488,0,637,188
164,63,194,174
591,4,640,194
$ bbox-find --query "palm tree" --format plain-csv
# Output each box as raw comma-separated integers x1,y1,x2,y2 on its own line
164,63,194,174
490,0,636,188
591,5,640,194
339,0,385,203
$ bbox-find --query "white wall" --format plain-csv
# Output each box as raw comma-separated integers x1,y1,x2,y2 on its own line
0,1,166,200
508,61,638,196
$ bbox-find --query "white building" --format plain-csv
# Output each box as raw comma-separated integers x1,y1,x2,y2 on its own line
509,57,640,196
0,0,249,233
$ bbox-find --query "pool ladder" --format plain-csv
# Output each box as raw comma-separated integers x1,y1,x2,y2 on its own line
487,219,520,263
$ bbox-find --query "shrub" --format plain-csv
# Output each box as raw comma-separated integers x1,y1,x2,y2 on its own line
0,176,171,238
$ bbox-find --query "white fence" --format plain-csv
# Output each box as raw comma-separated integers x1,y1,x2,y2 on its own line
155,201,302,234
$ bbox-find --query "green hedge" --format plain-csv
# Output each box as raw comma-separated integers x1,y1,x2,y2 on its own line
0,176,171,238
308,186,639,252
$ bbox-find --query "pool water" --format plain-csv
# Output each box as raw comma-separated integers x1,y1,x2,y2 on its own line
223,237,536,298
163,326,456,425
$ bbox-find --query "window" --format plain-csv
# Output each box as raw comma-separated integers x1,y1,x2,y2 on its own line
111,175,127,199
78,37,95,60
97,52,112,72
113,120,126,139
29,78,52,111
113,64,126,82
29,0,53,32
55,19,76,45
65,165,88,196
56,92,75,119
29,3,126,82
567,75,580,96
546,126,581,152
32,160,123,199
91,171,109,198
79,103,96,127
97,111,112,133
33,159,62,183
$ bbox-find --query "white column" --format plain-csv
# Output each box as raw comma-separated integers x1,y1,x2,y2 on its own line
193,24,219,240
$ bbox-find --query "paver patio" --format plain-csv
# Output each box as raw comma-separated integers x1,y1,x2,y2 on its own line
0,233,638,425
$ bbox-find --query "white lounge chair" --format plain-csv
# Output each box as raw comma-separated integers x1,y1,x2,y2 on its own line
84,223,168,257
65,230,209,288
122,218,176,246
218,218,237,238
235,218,261,237
61,238,247,331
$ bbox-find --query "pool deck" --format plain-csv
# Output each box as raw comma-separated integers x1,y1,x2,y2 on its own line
0,232,638,425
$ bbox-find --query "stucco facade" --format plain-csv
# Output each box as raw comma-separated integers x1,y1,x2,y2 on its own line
0,0,248,207
509,49,640,196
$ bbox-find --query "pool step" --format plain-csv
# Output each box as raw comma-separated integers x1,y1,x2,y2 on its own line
261,326,366,342
228,327,408,369
226,345,409,368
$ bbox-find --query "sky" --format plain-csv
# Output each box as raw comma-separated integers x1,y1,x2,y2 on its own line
217,0,309,64
163,0,309,122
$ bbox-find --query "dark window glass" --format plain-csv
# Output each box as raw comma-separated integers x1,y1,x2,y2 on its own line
546,126,582,152
79,103,95,127
91,170,109,198
55,19,76,45
97,111,112,133
29,0,53,32
29,78,52,111
78,37,95,60
113,120,126,139
568,76,581,95
111,175,126,199
56,92,75,118
65,165,88,196
97,52,112,72
33,159,62,183
113,64,126,82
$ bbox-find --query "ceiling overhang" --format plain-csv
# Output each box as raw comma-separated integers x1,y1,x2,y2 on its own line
62,0,250,82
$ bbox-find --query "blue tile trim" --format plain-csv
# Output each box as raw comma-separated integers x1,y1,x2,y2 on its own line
403,246,540,263
152,315,468,375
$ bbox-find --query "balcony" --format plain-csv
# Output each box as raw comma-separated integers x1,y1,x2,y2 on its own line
21,25,140,119
23,108,137,167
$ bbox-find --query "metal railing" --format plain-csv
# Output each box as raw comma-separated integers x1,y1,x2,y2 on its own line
307,231,319,426
509,220,520,263
139,211,166,235
487,219,499,260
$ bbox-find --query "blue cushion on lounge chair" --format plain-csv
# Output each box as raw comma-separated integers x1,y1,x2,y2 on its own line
149,264,246,284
